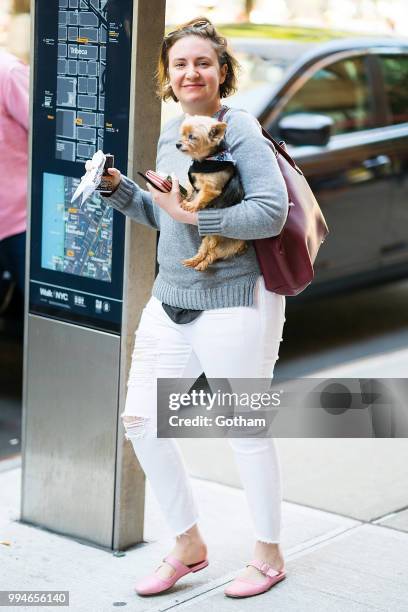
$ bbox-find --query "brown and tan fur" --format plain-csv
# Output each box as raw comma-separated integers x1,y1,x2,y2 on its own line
177,114,247,272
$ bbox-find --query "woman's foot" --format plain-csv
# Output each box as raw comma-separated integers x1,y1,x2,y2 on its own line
235,542,285,584
154,525,208,580
224,541,285,598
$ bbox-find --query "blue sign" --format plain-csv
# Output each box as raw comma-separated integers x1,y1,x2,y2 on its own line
30,0,133,334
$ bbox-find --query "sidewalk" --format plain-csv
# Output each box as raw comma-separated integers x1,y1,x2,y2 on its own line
1,456,408,612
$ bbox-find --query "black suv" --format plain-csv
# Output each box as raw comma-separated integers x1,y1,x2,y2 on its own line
229,37,408,297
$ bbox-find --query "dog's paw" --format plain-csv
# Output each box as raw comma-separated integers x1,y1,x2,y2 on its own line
182,256,207,270
180,200,198,212
182,257,201,268
193,261,210,272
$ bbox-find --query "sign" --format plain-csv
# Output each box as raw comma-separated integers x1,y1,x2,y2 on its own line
29,0,133,333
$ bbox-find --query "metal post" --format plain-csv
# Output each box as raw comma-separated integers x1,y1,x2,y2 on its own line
21,0,166,550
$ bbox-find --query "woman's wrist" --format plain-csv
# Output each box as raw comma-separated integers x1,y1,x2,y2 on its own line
110,180,121,196
187,212,198,225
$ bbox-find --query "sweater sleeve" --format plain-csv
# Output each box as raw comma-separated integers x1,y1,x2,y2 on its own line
197,109,288,240
101,174,160,230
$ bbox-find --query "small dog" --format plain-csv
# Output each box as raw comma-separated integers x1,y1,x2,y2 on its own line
176,114,247,271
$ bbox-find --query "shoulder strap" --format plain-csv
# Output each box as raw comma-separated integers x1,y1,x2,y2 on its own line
218,105,302,175
218,105,229,122
260,126,302,174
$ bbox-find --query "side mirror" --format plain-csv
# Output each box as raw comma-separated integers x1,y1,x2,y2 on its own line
278,113,334,147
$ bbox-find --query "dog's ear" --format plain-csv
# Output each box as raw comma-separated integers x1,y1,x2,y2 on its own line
209,122,227,140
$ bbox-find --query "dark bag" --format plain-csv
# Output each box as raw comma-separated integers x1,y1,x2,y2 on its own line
219,106,329,296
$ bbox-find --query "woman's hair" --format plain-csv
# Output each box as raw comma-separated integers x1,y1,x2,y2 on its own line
155,16,241,102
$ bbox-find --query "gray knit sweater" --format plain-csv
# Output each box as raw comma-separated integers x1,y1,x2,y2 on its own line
104,105,288,310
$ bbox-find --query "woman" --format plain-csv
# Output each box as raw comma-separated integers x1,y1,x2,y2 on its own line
0,49,29,300
101,17,289,599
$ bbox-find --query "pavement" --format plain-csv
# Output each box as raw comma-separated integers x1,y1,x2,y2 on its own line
1,445,408,612
1,287,408,611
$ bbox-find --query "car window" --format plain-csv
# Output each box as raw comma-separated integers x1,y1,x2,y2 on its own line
378,54,408,125
280,56,374,136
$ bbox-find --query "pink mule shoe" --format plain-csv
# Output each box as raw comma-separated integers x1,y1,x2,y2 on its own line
134,554,209,596
224,559,286,598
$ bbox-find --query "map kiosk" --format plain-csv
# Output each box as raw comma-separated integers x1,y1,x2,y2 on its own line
22,0,165,550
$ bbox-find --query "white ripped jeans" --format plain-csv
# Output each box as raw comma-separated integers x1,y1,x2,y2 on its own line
122,275,286,543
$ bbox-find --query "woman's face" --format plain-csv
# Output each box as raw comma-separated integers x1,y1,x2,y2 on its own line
167,35,228,114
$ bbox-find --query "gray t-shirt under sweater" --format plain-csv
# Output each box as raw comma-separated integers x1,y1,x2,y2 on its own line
102,105,289,310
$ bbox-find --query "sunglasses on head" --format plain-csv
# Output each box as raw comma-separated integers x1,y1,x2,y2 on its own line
164,20,215,43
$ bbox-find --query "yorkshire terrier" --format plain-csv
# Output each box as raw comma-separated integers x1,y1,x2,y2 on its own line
176,114,247,271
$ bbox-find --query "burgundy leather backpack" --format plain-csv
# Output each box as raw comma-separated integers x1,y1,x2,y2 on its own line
219,106,329,296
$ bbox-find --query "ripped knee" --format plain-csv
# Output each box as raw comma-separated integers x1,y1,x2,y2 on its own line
122,415,150,440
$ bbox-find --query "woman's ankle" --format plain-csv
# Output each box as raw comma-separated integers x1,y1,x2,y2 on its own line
254,541,284,566
175,525,206,548
175,534,207,553
170,536,207,565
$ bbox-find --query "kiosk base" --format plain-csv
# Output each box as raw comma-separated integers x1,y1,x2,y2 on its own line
21,314,144,549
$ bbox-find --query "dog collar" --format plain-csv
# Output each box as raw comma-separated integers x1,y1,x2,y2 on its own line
188,156,235,179
203,138,236,164
188,139,236,183
204,149,236,164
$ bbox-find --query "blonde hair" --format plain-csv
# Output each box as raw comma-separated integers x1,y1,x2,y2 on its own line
155,17,241,102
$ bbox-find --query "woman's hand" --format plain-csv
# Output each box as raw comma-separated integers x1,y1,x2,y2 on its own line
106,167,122,192
146,174,198,225
84,159,122,192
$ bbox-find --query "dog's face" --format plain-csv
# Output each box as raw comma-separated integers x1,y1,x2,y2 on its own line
176,115,227,161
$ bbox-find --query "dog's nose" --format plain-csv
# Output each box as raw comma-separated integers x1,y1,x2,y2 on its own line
176,142,182,149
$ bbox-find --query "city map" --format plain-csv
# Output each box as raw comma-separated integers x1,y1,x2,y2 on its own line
30,0,130,330
42,172,113,282
56,0,108,162
41,0,114,282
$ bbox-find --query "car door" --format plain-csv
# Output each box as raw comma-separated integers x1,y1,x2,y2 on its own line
374,52,408,268
266,52,393,282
